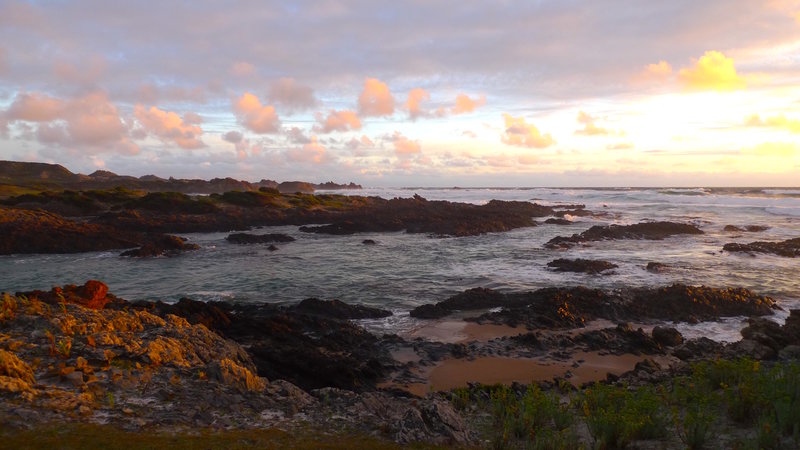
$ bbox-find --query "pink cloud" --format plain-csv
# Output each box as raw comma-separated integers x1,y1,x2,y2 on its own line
501,114,555,148
267,78,317,111
287,136,330,164
230,61,255,77
637,60,673,83
233,92,280,133
52,55,107,85
6,92,64,121
405,88,430,120
134,105,205,149
358,78,395,117
314,109,362,133
4,90,139,155
285,126,311,144
451,94,486,114
136,84,208,104
390,131,421,157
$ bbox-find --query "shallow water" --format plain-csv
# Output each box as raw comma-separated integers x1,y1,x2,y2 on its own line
2,187,798,341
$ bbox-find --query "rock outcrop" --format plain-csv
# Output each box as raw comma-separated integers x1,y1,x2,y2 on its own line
545,221,704,249
723,237,800,258
546,258,618,274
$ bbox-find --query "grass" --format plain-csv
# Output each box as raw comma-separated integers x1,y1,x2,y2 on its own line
0,423,446,450
450,359,800,449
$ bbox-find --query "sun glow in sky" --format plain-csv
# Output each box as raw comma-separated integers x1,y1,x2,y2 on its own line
1,0,799,186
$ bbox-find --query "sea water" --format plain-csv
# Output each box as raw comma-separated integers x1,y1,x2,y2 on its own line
2,187,799,342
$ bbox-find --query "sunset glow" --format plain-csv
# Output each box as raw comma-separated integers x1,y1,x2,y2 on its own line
1,1,799,186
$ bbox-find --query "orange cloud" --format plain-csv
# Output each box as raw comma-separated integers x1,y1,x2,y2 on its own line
134,105,205,149
678,51,746,91
314,109,362,133
233,92,280,133
287,136,329,163
745,114,800,133
391,131,421,157
575,111,610,136
636,60,673,83
501,114,555,148
358,78,395,117
405,88,430,120
451,94,486,114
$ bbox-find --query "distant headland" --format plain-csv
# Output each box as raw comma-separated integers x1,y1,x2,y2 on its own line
0,160,361,195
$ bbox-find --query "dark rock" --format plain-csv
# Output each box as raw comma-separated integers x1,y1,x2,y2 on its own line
725,339,777,360
740,317,789,352
723,225,769,232
120,235,199,257
277,181,315,193
546,258,618,274
672,337,724,361
723,237,800,258
645,262,669,273
225,233,295,244
362,239,377,245
300,197,557,237
443,284,776,330
574,324,663,355
267,245,278,251
294,298,392,320
652,326,684,347
545,221,704,249
411,287,512,319
544,218,572,225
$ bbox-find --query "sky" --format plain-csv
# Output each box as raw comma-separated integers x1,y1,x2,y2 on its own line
1,1,799,187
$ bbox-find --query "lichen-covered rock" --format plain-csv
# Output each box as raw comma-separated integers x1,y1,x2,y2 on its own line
206,358,267,392
0,349,35,386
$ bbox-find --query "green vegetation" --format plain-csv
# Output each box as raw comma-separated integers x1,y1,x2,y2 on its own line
0,423,440,450
213,190,281,207
126,191,219,213
450,359,800,449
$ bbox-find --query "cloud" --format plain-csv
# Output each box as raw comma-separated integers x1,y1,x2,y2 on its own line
501,114,555,148
358,78,395,117
0,47,6,75
52,55,107,85
287,136,329,164
222,131,243,143
5,91,138,155
636,60,673,83
390,131,421,157
313,109,362,133
405,88,429,121
346,135,375,154
744,114,800,133
230,61,255,77
267,78,317,111
285,126,311,144
136,84,207,104
6,92,64,121
678,51,746,91
451,94,486,114
742,142,800,157
134,105,205,149
607,142,635,150
233,92,280,133
575,111,610,136
517,154,539,165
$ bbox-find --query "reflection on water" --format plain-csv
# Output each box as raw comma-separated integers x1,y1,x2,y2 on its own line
1,187,798,340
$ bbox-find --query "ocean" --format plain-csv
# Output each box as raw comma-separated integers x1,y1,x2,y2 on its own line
2,187,799,342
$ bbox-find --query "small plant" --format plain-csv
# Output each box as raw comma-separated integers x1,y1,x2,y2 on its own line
45,329,56,356
1,293,17,321
56,337,72,358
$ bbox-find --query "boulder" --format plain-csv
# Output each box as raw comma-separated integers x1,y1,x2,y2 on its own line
652,326,684,347
723,237,800,258
294,298,392,320
546,258,618,274
120,235,199,257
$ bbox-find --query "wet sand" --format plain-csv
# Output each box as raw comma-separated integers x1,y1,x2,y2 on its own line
406,319,525,343
395,351,646,397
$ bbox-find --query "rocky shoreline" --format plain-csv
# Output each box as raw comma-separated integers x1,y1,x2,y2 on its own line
3,280,799,447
